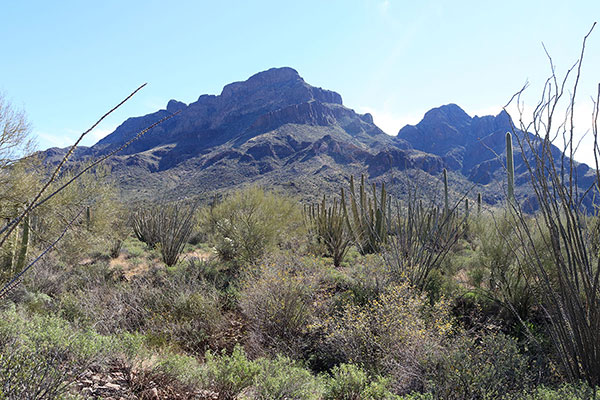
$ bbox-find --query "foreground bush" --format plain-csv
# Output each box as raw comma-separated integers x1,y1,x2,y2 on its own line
324,363,397,400
0,307,123,399
321,281,453,393
199,345,322,400
506,383,599,400
240,255,321,359
29,258,227,355
426,332,533,399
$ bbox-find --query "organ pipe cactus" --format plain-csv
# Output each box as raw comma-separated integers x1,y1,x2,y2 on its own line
342,175,388,254
305,195,352,267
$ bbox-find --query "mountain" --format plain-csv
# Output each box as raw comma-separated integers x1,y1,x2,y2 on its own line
40,67,595,207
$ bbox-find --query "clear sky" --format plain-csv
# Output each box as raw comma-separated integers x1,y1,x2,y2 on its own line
2,1,599,164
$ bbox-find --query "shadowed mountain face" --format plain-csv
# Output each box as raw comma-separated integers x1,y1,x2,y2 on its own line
41,67,595,206
396,104,517,184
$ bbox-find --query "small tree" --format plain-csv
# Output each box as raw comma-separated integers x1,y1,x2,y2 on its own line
202,187,302,266
0,93,34,170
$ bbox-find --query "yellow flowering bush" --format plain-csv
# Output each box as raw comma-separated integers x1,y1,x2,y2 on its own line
321,281,453,394
239,254,323,359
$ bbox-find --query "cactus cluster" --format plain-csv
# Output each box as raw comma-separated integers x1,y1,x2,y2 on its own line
305,196,351,267
342,175,389,255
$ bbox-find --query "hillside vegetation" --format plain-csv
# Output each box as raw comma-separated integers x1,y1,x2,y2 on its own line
1,167,599,399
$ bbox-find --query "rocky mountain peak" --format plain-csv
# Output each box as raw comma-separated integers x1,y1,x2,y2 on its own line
219,67,343,106
420,104,472,129
220,67,302,98
166,99,187,113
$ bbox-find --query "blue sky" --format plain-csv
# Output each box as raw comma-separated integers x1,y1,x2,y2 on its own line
2,1,599,164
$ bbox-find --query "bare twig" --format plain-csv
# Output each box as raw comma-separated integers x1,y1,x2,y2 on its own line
0,84,147,246
0,208,84,299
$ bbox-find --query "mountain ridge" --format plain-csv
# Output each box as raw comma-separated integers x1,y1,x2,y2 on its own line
39,67,595,207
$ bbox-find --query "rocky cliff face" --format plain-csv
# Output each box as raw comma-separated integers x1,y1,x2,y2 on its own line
396,104,514,176
92,68,351,156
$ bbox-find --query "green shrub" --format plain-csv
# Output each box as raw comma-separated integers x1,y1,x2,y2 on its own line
200,346,262,399
324,363,398,400
202,187,303,266
426,332,533,400
199,346,323,400
397,393,433,400
240,254,321,359
0,308,120,399
505,383,599,400
154,351,204,387
251,356,323,400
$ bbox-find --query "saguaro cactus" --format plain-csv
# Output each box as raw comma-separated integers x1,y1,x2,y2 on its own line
506,132,515,204
86,206,91,230
443,168,449,215
477,193,482,215
14,214,29,272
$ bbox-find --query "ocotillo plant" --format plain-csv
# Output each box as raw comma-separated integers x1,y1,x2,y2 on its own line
131,207,161,248
506,131,515,205
305,195,352,267
342,175,388,254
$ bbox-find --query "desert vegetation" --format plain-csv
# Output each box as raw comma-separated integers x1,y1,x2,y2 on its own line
2,30,600,400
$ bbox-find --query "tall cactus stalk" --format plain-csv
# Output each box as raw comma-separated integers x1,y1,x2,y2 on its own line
506,132,515,205
464,198,470,234
477,193,482,215
14,214,29,272
443,168,449,215
86,206,91,230
342,175,388,254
